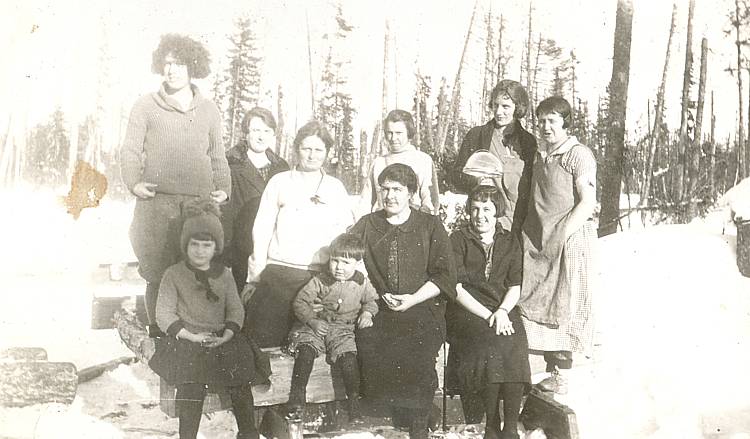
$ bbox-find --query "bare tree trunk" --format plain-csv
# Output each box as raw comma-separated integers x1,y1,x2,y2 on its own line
481,5,493,122
436,0,478,154
0,116,13,186
359,129,368,193
640,2,677,210
306,9,315,113
735,0,746,180
525,1,533,124
276,84,285,156
379,19,390,155
497,14,505,79
676,0,695,202
710,91,716,195
415,74,422,146
532,33,542,126
599,0,633,237
687,37,708,219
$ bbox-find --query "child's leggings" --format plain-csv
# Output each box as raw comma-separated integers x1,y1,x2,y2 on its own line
176,382,257,439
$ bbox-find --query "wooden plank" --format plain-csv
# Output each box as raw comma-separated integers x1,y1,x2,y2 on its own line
159,350,346,417
0,362,78,407
0,347,47,362
520,388,579,439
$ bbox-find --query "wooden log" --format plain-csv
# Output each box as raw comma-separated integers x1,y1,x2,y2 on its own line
113,308,155,363
0,347,47,362
520,388,579,439
77,356,136,383
0,362,78,407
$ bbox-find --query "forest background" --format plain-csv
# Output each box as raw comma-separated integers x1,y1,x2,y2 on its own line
2,0,749,234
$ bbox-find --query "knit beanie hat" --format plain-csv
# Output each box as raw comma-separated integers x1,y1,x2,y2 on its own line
180,198,224,256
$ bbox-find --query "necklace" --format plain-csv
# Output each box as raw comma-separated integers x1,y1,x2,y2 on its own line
296,167,326,204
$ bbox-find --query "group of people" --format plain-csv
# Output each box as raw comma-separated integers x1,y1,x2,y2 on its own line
121,34,597,439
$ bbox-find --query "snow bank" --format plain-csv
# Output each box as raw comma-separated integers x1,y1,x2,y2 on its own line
578,225,750,438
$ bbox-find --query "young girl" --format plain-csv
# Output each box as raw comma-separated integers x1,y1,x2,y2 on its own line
149,199,264,439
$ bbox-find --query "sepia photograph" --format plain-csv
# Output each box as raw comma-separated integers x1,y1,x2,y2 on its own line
1,0,750,437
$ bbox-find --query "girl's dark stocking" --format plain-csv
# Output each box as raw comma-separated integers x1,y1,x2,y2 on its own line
176,383,207,439
229,383,258,439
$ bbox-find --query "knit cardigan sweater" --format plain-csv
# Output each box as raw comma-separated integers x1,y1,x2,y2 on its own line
156,261,244,336
120,84,231,197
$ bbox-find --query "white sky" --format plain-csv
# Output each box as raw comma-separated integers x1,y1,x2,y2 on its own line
0,0,742,152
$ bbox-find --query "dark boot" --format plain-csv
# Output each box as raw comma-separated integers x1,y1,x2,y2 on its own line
499,383,524,439
336,352,363,424
409,408,430,439
230,383,259,439
176,383,206,439
391,406,411,431
286,345,316,418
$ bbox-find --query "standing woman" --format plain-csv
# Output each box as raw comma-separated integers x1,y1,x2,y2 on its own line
453,80,536,233
120,34,230,337
350,163,456,439
244,120,354,348
358,109,440,216
221,107,289,291
518,96,597,394
447,185,530,439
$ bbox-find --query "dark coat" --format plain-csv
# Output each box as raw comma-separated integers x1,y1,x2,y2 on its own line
452,119,537,234
220,142,288,286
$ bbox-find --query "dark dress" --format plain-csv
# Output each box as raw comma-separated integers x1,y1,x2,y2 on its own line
446,226,530,395
349,209,457,409
220,142,289,290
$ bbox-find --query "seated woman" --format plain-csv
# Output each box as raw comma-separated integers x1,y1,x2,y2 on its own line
447,185,530,439
243,120,354,348
350,163,456,439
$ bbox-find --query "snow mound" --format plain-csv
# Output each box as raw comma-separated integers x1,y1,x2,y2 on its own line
580,225,750,438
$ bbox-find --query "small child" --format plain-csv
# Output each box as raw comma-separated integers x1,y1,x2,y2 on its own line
148,199,265,439
286,233,378,423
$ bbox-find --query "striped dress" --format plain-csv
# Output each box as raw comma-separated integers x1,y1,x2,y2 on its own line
518,136,596,355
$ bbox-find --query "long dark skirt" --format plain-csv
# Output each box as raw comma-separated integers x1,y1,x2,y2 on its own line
446,307,530,395
356,302,444,410
243,264,315,348
149,332,258,386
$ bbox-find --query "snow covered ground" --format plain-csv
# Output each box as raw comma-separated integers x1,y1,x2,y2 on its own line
2,187,750,438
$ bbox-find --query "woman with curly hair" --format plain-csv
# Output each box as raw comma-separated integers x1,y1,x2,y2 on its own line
120,33,230,338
